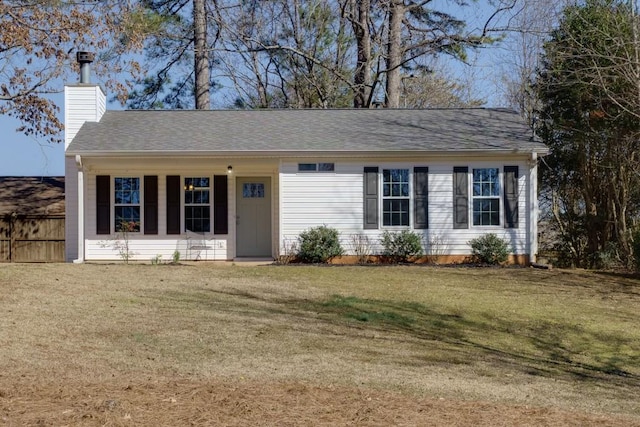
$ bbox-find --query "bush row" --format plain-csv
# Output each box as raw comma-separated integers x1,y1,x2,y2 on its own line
286,226,510,265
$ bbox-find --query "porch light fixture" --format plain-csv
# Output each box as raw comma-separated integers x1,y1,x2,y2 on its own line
227,165,233,174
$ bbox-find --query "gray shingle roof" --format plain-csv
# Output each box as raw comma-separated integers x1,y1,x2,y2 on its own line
67,108,547,155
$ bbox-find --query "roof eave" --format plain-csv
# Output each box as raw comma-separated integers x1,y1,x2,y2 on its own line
66,147,549,158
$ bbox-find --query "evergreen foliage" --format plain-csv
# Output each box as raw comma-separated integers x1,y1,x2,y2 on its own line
469,234,509,265
380,230,423,263
297,225,344,263
536,0,640,268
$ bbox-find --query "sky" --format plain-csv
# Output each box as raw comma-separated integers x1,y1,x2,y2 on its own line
0,1,516,177
0,98,66,177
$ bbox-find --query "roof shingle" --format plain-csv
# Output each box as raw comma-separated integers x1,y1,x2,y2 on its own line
67,108,547,154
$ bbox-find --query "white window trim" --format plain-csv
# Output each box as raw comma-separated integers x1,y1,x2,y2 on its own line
113,176,143,234
297,162,336,173
380,165,413,229
469,166,503,229
183,176,212,233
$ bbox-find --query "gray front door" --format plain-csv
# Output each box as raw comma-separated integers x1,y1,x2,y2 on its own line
236,177,272,257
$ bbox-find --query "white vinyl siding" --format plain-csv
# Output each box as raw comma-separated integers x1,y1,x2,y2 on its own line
279,159,530,257
64,85,106,149
83,171,230,261
280,163,363,247
74,156,531,262
79,157,280,261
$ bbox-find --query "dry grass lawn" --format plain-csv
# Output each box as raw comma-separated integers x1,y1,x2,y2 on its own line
0,263,639,426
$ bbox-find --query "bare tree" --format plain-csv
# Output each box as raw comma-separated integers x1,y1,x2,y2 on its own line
209,0,514,109
0,0,145,142
401,69,485,108
126,0,217,109
347,0,373,107
213,0,353,108
536,0,640,268
496,0,566,123
194,0,211,109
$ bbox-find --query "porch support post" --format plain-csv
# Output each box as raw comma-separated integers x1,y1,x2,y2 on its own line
74,155,85,263
529,153,538,264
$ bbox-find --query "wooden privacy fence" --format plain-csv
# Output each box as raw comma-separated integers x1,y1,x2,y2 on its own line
0,215,65,262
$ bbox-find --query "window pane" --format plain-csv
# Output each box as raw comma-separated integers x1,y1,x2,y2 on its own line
114,177,140,206
382,169,410,227
473,198,500,226
185,177,210,206
472,168,500,226
115,206,140,232
473,168,499,197
115,191,124,204
243,183,265,198
185,206,211,232
318,163,335,171
114,178,140,232
298,163,317,171
383,199,409,226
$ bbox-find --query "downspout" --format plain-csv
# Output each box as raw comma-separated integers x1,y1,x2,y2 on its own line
74,155,85,263
529,152,539,264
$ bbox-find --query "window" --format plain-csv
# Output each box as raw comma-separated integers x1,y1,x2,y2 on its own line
318,162,335,172
472,168,500,226
298,163,317,172
382,169,409,226
243,183,265,198
114,177,141,232
184,177,210,232
298,162,335,172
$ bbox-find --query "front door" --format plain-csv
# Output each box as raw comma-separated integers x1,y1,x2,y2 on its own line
236,177,272,257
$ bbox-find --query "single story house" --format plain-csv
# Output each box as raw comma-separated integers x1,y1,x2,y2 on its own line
64,64,548,264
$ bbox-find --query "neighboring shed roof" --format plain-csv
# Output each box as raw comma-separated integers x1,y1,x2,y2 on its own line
0,177,65,216
67,108,547,155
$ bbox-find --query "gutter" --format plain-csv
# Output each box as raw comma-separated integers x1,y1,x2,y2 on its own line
73,155,85,264
65,148,550,158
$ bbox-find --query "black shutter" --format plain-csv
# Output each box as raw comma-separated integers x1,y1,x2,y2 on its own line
213,175,228,234
96,175,110,235
144,175,158,234
166,175,181,235
414,167,429,229
504,166,519,228
363,167,379,229
453,167,469,229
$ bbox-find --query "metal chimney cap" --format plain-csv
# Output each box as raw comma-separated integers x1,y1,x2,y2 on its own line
76,51,95,64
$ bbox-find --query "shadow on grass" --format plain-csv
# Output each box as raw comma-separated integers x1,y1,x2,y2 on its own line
308,294,640,385
144,286,640,389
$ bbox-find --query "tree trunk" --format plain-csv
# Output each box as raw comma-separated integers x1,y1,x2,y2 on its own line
193,0,210,109
350,0,372,108
385,0,403,108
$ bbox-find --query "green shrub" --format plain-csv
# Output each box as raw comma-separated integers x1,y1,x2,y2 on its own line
297,226,344,263
469,233,510,265
380,230,423,263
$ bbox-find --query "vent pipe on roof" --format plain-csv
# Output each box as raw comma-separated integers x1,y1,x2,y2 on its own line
76,51,95,84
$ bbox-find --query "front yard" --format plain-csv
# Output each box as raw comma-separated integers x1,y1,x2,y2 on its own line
0,263,638,425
